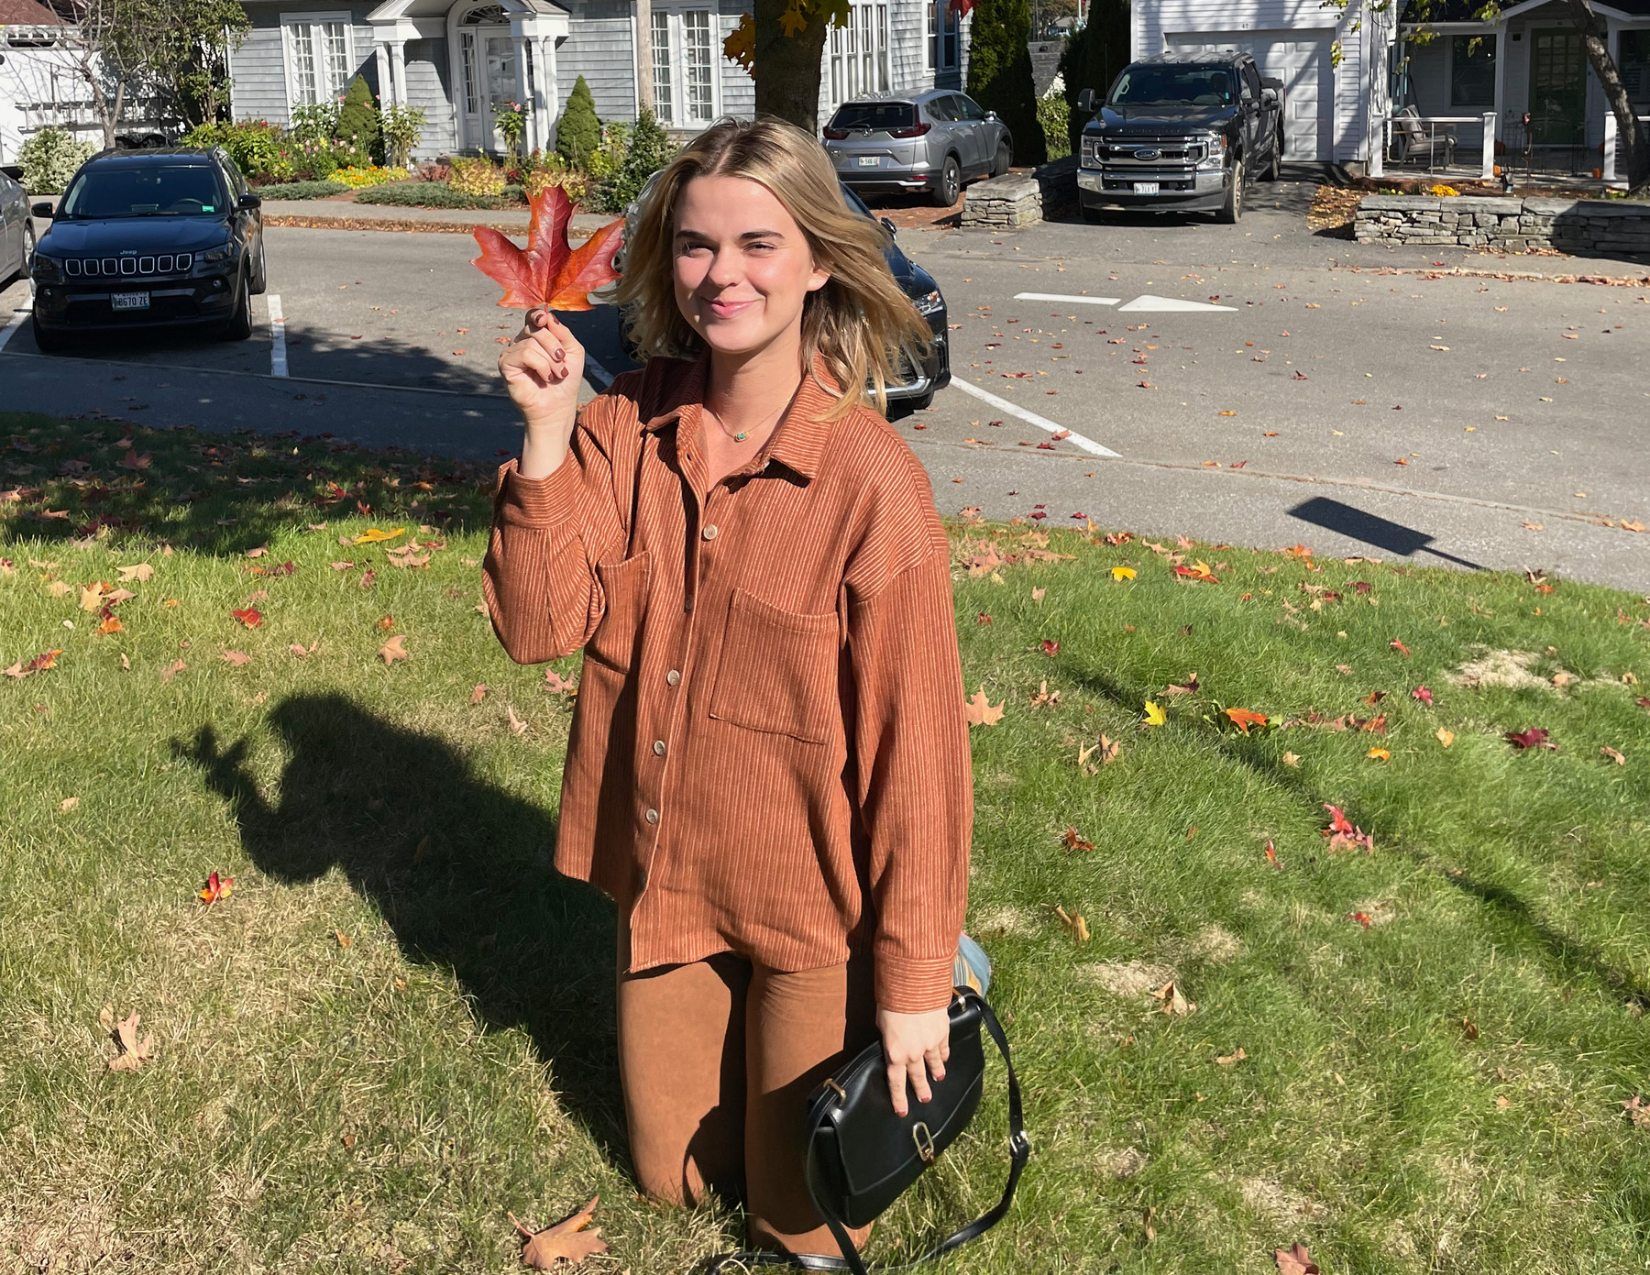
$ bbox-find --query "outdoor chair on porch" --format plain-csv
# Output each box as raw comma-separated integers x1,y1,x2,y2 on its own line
1390,105,1458,169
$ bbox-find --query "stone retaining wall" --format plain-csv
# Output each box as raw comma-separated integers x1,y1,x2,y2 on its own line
961,155,1078,229
1355,194,1650,255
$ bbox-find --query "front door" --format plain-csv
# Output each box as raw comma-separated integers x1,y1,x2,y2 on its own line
1528,29,1586,146
481,33,519,154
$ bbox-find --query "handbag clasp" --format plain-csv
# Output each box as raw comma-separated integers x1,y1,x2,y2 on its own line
911,1121,936,1165
824,1078,847,1102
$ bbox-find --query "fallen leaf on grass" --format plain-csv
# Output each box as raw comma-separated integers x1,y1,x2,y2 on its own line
1322,803,1375,853
544,670,578,696
1281,751,1301,768
1111,566,1136,582
59,796,80,813
1436,727,1456,748
1505,727,1555,751
964,688,1005,727
1061,827,1095,852
117,563,154,583
1412,685,1434,705
378,635,409,665
1275,1243,1320,1275
471,683,489,704
1366,746,1391,762
1078,735,1120,773
231,607,263,629
1142,700,1167,728
100,1007,155,1071
1173,560,1219,583
198,869,234,903
510,1195,608,1269
1390,637,1412,657
1155,981,1195,1016
220,650,252,667
1601,746,1627,765
507,705,527,736
352,527,405,545
1162,673,1200,697
1215,1047,1247,1066
1263,840,1282,869
1054,905,1090,943
1029,680,1060,710
1625,1095,1650,1129
4,649,63,679
1224,707,1269,734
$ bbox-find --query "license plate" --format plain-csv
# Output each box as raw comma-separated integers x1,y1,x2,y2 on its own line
858,156,879,167
1133,182,1160,196
111,292,150,311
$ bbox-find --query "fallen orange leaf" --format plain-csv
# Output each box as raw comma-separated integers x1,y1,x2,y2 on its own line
511,1195,609,1270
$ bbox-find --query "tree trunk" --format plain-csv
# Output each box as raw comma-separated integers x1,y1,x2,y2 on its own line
1562,0,1648,194
753,0,830,132
635,0,655,114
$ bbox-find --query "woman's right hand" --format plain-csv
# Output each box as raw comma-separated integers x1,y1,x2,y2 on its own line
498,307,586,437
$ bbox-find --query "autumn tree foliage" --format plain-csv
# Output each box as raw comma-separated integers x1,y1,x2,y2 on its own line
967,0,1047,166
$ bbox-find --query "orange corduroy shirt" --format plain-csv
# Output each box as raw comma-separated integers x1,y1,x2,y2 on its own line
481,347,973,1013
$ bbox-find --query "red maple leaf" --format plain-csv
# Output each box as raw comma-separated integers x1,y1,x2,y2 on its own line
231,607,263,629
198,870,234,904
471,185,625,311
1390,637,1412,657
1411,685,1434,705
1322,803,1375,853
1505,727,1556,751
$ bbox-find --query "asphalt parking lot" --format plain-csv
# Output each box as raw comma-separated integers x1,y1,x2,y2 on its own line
4,181,1648,590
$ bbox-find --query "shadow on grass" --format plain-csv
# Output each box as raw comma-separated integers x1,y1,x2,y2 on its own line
2,415,497,557
173,691,628,1160
1069,664,1650,1012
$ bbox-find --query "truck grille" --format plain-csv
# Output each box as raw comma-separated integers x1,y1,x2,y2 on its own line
1094,138,1207,166
64,253,193,278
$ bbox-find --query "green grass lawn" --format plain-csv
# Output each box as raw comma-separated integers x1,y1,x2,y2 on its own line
3,413,1649,1274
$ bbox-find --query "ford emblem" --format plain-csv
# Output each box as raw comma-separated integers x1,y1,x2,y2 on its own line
1134,148,1161,162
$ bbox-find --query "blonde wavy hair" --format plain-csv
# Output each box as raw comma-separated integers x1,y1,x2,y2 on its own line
612,115,935,422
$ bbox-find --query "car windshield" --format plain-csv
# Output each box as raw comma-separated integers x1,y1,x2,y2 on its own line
61,164,226,218
1109,65,1236,108
829,102,917,132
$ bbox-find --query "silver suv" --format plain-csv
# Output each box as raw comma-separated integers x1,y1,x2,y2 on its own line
822,90,1013,207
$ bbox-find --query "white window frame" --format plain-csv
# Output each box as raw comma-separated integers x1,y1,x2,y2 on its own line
829,0,891,104
280,11,355,112
929,0,960,75
650,5,719,129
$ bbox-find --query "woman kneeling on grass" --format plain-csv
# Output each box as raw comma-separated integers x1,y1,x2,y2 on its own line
481,115,973,1260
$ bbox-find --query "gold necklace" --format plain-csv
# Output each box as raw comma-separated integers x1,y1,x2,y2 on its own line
706,394,790,445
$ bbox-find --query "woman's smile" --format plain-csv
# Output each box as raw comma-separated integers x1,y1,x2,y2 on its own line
706,297,758,318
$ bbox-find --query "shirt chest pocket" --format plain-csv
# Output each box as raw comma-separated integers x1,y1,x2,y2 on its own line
585,550,650,674
707,587,840,745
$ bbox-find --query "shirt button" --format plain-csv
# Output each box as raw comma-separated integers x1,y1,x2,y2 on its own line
702,524,719,541
645,807,660,825
666,669,681,687
653,739,667,756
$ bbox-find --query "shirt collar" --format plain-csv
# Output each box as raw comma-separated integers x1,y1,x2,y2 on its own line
639,346,844,483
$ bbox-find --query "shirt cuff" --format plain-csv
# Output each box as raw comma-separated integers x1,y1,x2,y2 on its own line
494,457,578,529
875,953,958,1014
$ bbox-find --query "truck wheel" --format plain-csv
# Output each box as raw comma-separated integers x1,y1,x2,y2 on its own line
1218,158,1244,223
931,156,961,207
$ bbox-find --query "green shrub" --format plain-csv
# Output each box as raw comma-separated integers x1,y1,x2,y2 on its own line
253,180,350,199
966,0,1047,167
289,102,340,146
337,75,381,160
584,120,628,187
19,128,96,194
354,180,525,209
182,120,288,182
380,103,427,168
448,155,506,197
593,107,675,214
557,75,601,170
1038,87,1071,161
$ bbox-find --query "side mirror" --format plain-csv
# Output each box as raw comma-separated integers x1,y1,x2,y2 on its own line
1262,76,1283,91
237,192,262,210
31,201,55,218
1077,88,1096,114
985,110,998,121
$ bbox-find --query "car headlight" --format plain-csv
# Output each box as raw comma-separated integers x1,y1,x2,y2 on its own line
913,289,944,316
31,253,63,283
1081,134,1102,166
1196,133,1229,170
199,242,235,265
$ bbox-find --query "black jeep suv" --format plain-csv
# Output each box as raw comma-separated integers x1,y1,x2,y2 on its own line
30,146,266,351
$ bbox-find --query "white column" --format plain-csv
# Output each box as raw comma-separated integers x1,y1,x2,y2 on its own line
513,33,529,112
1481,111,1495,177
1603,109,1618,183
1491,27,1507,171
389,42,408,112
538,36,557,155
376,44,394,106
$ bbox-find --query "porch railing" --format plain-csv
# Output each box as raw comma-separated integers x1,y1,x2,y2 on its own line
1371,111,1496,180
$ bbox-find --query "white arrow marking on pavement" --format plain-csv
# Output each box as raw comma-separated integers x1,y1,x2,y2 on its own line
1012,292,1121,306
268,293,288,377
949,375,1121,459
1118,294,1236,313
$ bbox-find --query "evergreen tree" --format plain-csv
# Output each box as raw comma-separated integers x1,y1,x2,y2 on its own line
557,75,602,169
337,74,381,161
966,0,1047,167
1059,0,1130,153
598,106,676,213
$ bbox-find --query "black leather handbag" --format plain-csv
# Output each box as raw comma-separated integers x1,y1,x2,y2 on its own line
791,985,1029,1273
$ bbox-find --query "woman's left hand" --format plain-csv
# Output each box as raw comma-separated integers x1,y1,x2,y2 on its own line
878,1006,950,1118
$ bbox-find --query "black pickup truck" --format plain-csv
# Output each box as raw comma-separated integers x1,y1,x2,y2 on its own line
1075,53,1285,223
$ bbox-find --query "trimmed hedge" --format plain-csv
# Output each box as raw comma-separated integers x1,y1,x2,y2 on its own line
253,180,350,200
353,181,527,209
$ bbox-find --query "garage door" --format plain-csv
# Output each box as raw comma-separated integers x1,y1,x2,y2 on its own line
1165,30,1335,162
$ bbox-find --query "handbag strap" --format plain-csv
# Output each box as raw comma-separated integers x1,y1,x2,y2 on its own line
803,993,1029,1275
702,995,1028,1275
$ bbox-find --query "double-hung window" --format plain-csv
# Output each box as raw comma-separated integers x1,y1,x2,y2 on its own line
282,12,354,109
927,0,960,76
650,7,716,128
828,0,891,103
1448,34,1495,109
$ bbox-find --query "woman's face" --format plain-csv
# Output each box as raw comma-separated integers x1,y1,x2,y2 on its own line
671,174,830,359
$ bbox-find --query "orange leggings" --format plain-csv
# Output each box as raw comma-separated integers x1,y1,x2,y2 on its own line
616,934,878,1256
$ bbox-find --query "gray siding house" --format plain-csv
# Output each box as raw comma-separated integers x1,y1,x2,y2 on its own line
230,0,973,159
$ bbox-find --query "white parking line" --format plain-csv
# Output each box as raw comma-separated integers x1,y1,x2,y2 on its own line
1013,292,1122,306
949,375,1121,459
0,302,31,354
268,293,288,377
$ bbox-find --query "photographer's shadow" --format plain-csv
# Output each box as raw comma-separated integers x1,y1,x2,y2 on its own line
174,691,625,1158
